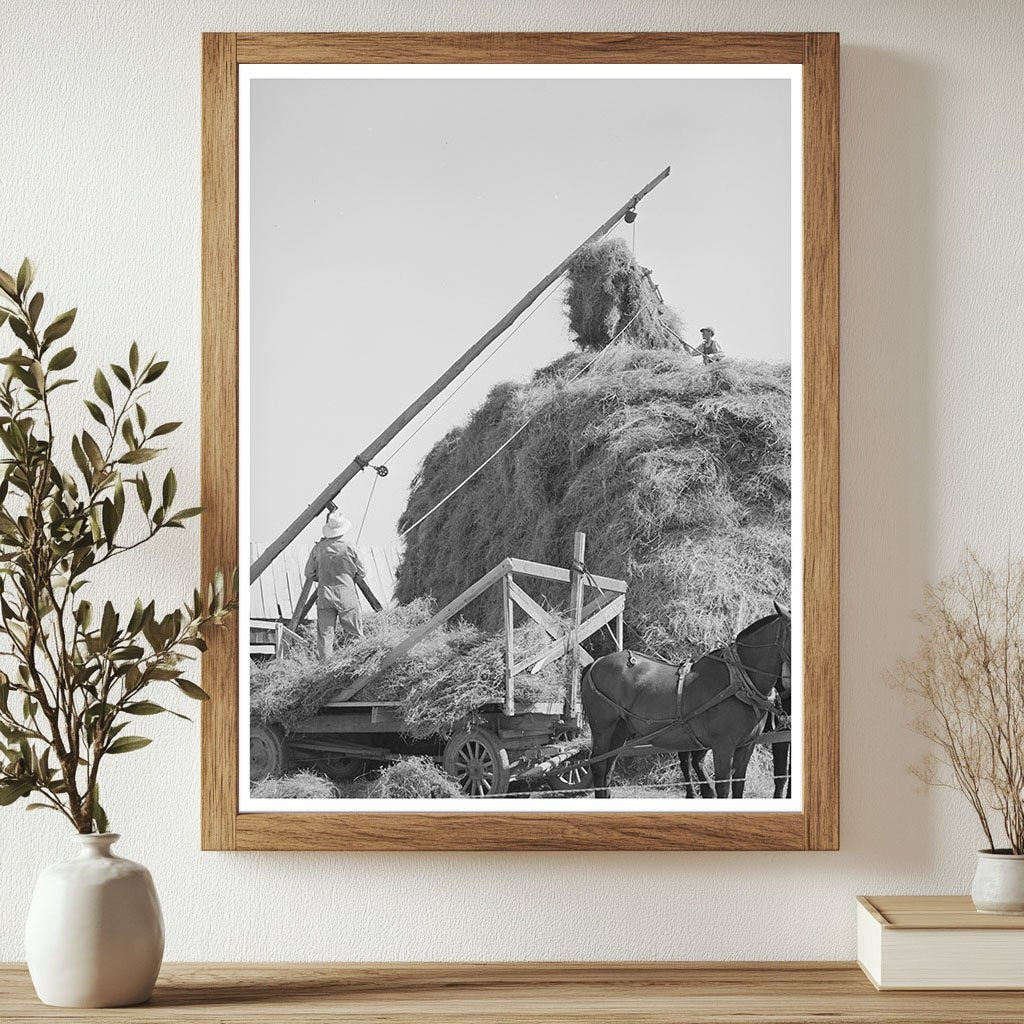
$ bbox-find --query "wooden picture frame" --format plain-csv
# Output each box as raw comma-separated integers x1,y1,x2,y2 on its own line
201,32,839,851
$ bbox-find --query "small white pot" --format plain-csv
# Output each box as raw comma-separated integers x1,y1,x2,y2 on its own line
25,833,164,1007
971,849,1024,915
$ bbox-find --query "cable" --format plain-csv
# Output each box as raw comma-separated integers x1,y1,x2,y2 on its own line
352,274,569,552
382,271,569,466
355,471,379,545
399,420,532,538
572,560,631,650
399,309,643,540
379,214,630,471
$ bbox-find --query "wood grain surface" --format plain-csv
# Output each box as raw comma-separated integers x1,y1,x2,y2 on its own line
862,895,1024,930
3,962,1023,1023
200,31,238,852
235,32,808,65
201,32,841,851
801,31,841,852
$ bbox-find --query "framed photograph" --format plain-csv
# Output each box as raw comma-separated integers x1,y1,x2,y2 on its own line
201,32,838,851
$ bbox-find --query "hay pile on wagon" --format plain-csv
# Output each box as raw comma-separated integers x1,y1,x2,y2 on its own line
250,597,567,736
396,238,791,662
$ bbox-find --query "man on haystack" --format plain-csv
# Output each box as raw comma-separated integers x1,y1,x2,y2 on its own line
304,511,367,659
683,326,725,364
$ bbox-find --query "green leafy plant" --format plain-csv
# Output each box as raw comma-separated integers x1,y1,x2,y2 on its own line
0,259,236,833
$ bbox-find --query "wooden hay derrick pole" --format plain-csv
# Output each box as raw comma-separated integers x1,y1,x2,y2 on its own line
249,168,671,587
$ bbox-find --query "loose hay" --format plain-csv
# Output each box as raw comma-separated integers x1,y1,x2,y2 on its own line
369,757,461,799
251,597,567,735
396,345,790,663
251,770,337,799
250,598,435,728
565,237,684,351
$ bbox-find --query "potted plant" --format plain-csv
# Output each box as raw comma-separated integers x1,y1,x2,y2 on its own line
0,260,235,1006
896,552,1024,913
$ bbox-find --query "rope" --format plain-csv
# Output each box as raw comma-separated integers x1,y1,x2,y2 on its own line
352,275,564,542
571,560,621,650
382,208,630,469
355,470,378,545
399,420,532,538
399,309,643,539
383,271,568,466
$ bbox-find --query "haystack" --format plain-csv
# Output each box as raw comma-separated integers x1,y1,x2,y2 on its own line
564,237,684,351
396,249,790,662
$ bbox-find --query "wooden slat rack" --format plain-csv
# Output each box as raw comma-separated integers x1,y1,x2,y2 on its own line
324,534,626,718
3,962,1023,1022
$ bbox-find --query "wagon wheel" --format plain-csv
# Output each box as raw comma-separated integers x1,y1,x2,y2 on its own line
319,753,366,782
442,729,511,797
250,723,287,780
549,728,593,793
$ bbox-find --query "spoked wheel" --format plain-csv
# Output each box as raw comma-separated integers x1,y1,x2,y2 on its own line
549,728,593,793
442,729,510,797
250,723,287,780
319,754,366,782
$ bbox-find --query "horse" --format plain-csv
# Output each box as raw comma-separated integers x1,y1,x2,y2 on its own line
679,749,714,798
682,660,792,799
770,662,793,798
580,603,791,799
678,745,756,799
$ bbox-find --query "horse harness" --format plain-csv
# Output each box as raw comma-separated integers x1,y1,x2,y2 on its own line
583,632,789,764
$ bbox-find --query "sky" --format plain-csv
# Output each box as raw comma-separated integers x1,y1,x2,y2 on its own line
248,74,792,558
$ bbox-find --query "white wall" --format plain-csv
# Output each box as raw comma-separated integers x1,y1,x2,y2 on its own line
2,0,1023,962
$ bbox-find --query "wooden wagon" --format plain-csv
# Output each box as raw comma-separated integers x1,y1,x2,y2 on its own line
250,532,626,796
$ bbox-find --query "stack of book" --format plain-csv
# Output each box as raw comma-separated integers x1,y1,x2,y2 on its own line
857,895,1024,990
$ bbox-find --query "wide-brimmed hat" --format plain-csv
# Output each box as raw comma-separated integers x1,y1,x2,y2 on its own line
322,511,353,539
700,326,715,334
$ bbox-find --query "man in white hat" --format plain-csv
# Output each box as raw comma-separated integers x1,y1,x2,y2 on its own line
304,511,367,660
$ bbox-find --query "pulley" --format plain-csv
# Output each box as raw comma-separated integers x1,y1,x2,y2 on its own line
354,455,389,477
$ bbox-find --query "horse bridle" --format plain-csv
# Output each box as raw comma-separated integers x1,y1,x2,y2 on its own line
715,616,790,690
697,616,790,722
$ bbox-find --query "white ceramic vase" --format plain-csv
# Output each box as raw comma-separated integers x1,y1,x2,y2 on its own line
25,833,164,1007
971,850,1024,915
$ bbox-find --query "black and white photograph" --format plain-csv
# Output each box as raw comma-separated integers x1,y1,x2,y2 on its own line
242,65,803,810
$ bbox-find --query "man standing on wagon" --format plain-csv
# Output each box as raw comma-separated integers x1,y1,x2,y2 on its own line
304,510,367,660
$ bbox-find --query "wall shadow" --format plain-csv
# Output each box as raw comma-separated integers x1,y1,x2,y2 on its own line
836,46,937,870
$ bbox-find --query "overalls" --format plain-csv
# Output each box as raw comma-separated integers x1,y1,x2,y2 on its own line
304,537,366,659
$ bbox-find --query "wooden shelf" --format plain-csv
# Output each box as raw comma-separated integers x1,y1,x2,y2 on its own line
3,962,1024,1022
